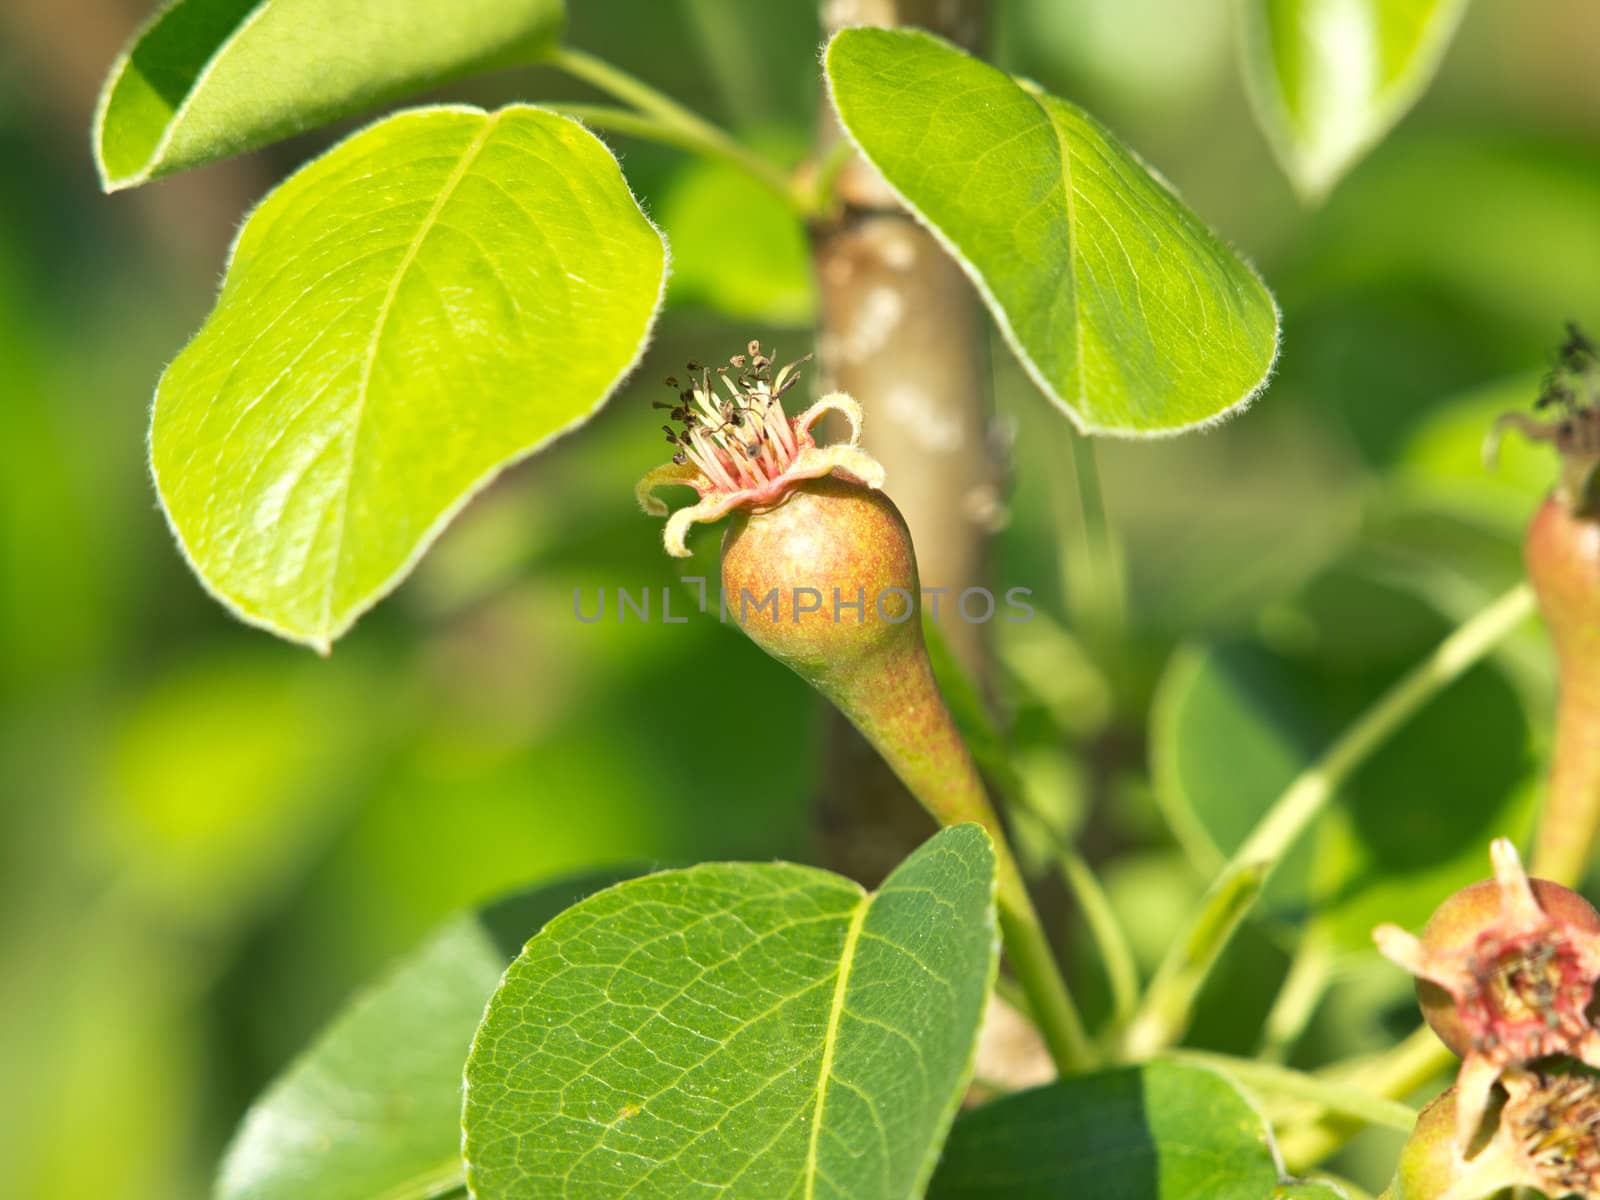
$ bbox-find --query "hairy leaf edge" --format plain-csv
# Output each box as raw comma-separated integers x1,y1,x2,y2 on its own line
93,0,570,192
456,825,1000,1200
823,26,1282,441
93,0,274,192
146,102,671,653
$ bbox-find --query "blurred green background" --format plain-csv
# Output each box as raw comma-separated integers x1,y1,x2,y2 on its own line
2,1,1597,1196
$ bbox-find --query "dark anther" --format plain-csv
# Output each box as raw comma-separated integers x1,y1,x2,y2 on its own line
672,451,687,465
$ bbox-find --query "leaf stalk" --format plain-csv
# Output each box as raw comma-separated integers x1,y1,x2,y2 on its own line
1122,583,1536,1058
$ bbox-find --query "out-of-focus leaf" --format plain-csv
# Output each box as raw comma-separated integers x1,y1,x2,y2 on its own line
1395,372,1553,532
1152,642,1316,878
825,27,1279,437
463,826,997,1200
659,154,814,326
1002,0,1233,113
94,651,372,930
1290,138,1600,351
1239,0,1470,200
1151,578,1536,950
94,0,564,189
927,1060,1342,1198
0,247,109,692
3,927,202,1200
217,869,634,1200
1309,663,1536,946
150,105,666,650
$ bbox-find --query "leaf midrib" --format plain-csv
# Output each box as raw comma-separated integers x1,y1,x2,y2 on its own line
318,112,502,639
802,895,871,1200
1022,87,1084,413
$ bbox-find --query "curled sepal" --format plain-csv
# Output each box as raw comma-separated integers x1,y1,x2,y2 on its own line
636,342,887,557
1374,837,1600,1149
635,461,701,518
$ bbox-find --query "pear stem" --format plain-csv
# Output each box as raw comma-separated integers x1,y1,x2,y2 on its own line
825,637,1095,1074
1525,495,1600,886
1532,656,1600,885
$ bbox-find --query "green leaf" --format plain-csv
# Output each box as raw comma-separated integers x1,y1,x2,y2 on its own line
1152,642,1315,880
659,154,815,326
94,0,564,190
218,869,636,1200
151,104,666,651
462,825,998,1200
1395,372,1552,533
1239,0,1470,201
926,1060,1342,1198
824,27,1279,437
1151,593,1536,950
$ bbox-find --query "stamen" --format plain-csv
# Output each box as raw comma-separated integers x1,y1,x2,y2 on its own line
640,340,888,555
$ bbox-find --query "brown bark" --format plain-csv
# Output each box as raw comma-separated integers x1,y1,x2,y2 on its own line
810,0,1000,885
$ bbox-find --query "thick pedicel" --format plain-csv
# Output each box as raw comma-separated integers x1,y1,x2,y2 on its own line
1490,323,1600,885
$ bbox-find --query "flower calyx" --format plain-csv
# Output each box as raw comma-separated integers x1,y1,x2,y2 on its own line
1374,837,1600,1149
1488,322,1600,515
635,340,885,557
1394,1068,1600,1200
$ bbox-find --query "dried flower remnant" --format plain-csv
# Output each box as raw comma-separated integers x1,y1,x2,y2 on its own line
1489,322,1600,515
1390,1070,1600,1200
1374,838,1600,1148
636,341,885,556
1503,1065,1600,1198
1488,325,1600,888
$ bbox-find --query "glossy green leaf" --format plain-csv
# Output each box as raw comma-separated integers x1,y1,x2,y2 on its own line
463,825,998,1200
825,27,1279,437
94,0,564,190
151,104,666,651
927,1060,1344,1198
218,869,635,1200
1151,589,1536,950
1239,0,1470,201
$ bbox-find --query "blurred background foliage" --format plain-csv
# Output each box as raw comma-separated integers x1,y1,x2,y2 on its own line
1,0,1597,1195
